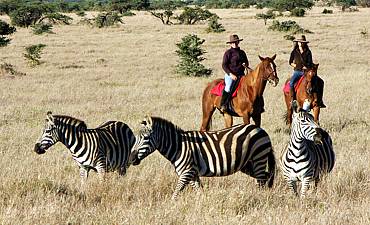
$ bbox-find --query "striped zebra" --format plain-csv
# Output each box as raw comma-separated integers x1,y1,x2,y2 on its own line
280,100,335,197
34,112,135,183
130,116,276,199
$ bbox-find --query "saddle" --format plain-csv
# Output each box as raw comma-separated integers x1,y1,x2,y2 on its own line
283,75,305,94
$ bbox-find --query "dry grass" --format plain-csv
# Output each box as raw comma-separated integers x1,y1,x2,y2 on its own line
0,7,369,224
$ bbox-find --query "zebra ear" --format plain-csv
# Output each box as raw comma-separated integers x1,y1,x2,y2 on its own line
46,111,55,124
292,100,300,113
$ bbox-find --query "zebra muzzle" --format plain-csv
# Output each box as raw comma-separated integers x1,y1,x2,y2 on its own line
34,143,46,154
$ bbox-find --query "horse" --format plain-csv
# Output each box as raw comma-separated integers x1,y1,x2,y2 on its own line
200,55,279,132
283,63,322,126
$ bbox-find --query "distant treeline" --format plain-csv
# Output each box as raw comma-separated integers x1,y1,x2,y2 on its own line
0,0,368,15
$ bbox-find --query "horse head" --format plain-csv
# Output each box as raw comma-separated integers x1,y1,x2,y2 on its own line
258,54,279,87
304,63,319,96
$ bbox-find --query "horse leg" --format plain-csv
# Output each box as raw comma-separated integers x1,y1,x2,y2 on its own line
200,96,216,132
224,113,233,128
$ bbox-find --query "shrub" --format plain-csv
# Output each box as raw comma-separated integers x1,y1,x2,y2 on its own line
94,11,123,28
291,8,306,17
176,7,216,25
24,44,47,67
76,11,86,17
255,10,276,25
322,8,333,14
284,34,295,41
0,20,16,47
268,20,313,34
357,0,370,7
176,34,212,77
206,16,225,33
122,11,135,16
360,27,368,38
0,62,25,76
31,23,53,35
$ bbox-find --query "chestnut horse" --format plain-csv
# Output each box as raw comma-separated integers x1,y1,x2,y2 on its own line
283,63,321,126
200,55,279,132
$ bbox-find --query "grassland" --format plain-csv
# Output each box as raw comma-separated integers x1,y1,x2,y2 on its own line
0,6,369,224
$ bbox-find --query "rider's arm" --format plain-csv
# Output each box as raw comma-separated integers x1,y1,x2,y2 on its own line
289,51,296,68
222,50,232,74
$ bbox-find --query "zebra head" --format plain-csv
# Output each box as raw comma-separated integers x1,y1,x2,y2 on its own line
34,111,60,154
130,116,157,166
292,100,323,144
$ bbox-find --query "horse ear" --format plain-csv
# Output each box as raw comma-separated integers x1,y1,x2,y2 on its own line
315,63,319,69
271,54,276,61
258,55,265,61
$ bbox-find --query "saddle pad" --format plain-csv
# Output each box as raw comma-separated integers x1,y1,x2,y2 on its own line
283,75,305,93
210,80,241,97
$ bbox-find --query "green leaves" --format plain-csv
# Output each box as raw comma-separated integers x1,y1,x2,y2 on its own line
24,44,47,67
176,34,212,77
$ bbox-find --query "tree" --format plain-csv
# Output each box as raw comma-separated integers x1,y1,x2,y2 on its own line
271,0,314,12
0,20,16,47
176,7,216,25
206,16,225,33
256,10,276,25
176,34,212,77
150,10,174,25
24,44,47,67
9,5,45,27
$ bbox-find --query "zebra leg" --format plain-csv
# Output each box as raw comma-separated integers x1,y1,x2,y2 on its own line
118,166,126,176
189,175,202,190
172,173,193,200
301,177,312,198
96,161,107,182
287,179,298,196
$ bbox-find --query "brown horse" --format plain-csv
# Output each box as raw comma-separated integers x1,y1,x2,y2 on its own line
283,63,321,126
200,55,279,132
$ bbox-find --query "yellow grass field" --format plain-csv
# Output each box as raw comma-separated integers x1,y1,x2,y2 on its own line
0,6,369,224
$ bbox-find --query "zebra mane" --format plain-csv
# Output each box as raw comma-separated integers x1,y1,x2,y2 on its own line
53,115,88,129
151,117,184,133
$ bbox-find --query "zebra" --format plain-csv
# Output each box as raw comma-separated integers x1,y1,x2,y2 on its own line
129,116,276,199
280,100,335,197
34,112,135,183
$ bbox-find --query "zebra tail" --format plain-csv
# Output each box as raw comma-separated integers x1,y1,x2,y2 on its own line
267,150,276,188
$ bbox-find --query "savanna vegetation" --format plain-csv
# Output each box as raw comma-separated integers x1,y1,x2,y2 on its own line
0,1,369,224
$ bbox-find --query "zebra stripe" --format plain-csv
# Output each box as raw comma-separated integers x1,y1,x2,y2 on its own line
280,102,335,197
34,112,135,182
130,116,276,199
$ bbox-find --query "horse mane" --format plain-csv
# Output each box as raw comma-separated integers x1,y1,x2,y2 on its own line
53,115,88,129
151,116,184,133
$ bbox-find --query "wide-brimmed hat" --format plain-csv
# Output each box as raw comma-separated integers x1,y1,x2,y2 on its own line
226,34,243,44
293,35,309,43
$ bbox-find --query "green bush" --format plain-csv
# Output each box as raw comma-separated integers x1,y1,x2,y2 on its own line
322,8,333,14
31,23,53,35
176,7,216,25
272,0,314,12
24,44,47,67
206,16,225,33
268,20,313,34
94,11,123,28
76,11,86,17
291,8,306,17
0,20,16,47
176,34,212,77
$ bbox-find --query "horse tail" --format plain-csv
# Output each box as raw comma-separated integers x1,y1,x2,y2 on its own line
266,149,276,188
201,81,219,131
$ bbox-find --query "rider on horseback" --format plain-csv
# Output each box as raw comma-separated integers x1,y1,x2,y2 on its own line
289,35,326,108
220,34,249,112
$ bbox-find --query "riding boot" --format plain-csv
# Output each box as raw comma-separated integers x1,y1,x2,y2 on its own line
220,90,229,113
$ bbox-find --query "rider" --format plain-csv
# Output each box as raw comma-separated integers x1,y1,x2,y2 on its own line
220,34,249,112
289,35,326,108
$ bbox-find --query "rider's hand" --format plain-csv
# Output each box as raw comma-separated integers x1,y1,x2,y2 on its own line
230,74,237,80
302,66,307,70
